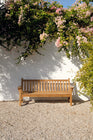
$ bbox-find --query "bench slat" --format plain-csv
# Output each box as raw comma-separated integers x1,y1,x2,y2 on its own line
41,81,42,91
55,81,56,91
52,81,53,91
27,81,29,91
49,81,50,91
60,81,61,91
44,81,45,92
22,92,71,98
30,81,31,91
63,81,64,91
24,81,26,91
46,81,48,91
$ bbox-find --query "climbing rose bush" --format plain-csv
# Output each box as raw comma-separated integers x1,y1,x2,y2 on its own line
0,0,93,60
0,0,61,61
54,1,93,58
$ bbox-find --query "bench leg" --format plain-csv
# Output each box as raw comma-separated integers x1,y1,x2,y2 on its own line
19,94,23,106
70,95,72,106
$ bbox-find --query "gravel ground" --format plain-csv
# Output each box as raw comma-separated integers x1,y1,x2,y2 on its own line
0,100,93,140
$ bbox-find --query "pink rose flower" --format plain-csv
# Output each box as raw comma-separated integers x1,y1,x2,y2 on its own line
18,15,22,25
86,11,91,17
91,16,93,22
50,6,57,10
82,36,87,43
63,41,68,45
56,8,63,15
40,32,48,41
55,37,62,48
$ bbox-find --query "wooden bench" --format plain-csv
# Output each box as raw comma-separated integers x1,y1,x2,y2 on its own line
18,78,73,106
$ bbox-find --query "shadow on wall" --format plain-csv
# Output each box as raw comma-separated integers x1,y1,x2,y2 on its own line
0,40,89,101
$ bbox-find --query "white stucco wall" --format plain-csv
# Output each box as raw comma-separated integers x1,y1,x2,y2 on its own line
0,41,89,101
0,0,5,3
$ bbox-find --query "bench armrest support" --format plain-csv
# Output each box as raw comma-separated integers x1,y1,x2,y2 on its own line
70,86,74,93
18,86,23,106
18,86,22,90
69,86,74,106
18,86,23,94
70,85,74,89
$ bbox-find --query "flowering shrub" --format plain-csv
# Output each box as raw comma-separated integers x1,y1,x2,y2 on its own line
75,48,93,109
54,1,93,58
0,0,92,60
0,0,61,61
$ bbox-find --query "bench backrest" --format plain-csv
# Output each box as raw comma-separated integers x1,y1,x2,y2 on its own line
21,79,70,92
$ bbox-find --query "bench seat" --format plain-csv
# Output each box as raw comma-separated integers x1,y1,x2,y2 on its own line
22,91,71,97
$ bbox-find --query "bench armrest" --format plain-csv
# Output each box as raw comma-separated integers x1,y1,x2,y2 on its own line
70,86,74,90
18,86,23,94
18,86,22,90
70,85,74,94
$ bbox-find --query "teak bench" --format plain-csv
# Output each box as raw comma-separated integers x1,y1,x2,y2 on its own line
18,78,73,106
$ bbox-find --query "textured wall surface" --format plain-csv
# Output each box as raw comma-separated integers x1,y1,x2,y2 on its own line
0,0,6,3
0,41,89,101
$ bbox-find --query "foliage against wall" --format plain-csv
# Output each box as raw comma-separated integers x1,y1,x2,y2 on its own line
0,0,93,61
0,0,61,61
75,48,93,108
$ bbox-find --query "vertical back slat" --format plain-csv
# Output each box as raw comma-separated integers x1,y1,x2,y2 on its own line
32,81,34,92
55,81,56,91
65,81,67,91
52,81,53,91
27,81,28,92
60,81,61,91
57,81,59,91
38,81,40,92
35,81,37,91
36,81,38,91
68,78,70,91
30,81,31,92
34,81,35,91
41,81,42,92
49,81,50,91
33,81,35,91
25,81,26,91
43,81,45,92
24,81,26,91
36,81,37,91
46,81,48,91
21,78,23,90
63,81,64,91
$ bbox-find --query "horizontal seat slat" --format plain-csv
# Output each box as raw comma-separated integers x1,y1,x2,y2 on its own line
23,91,70,94
22,93,71,98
